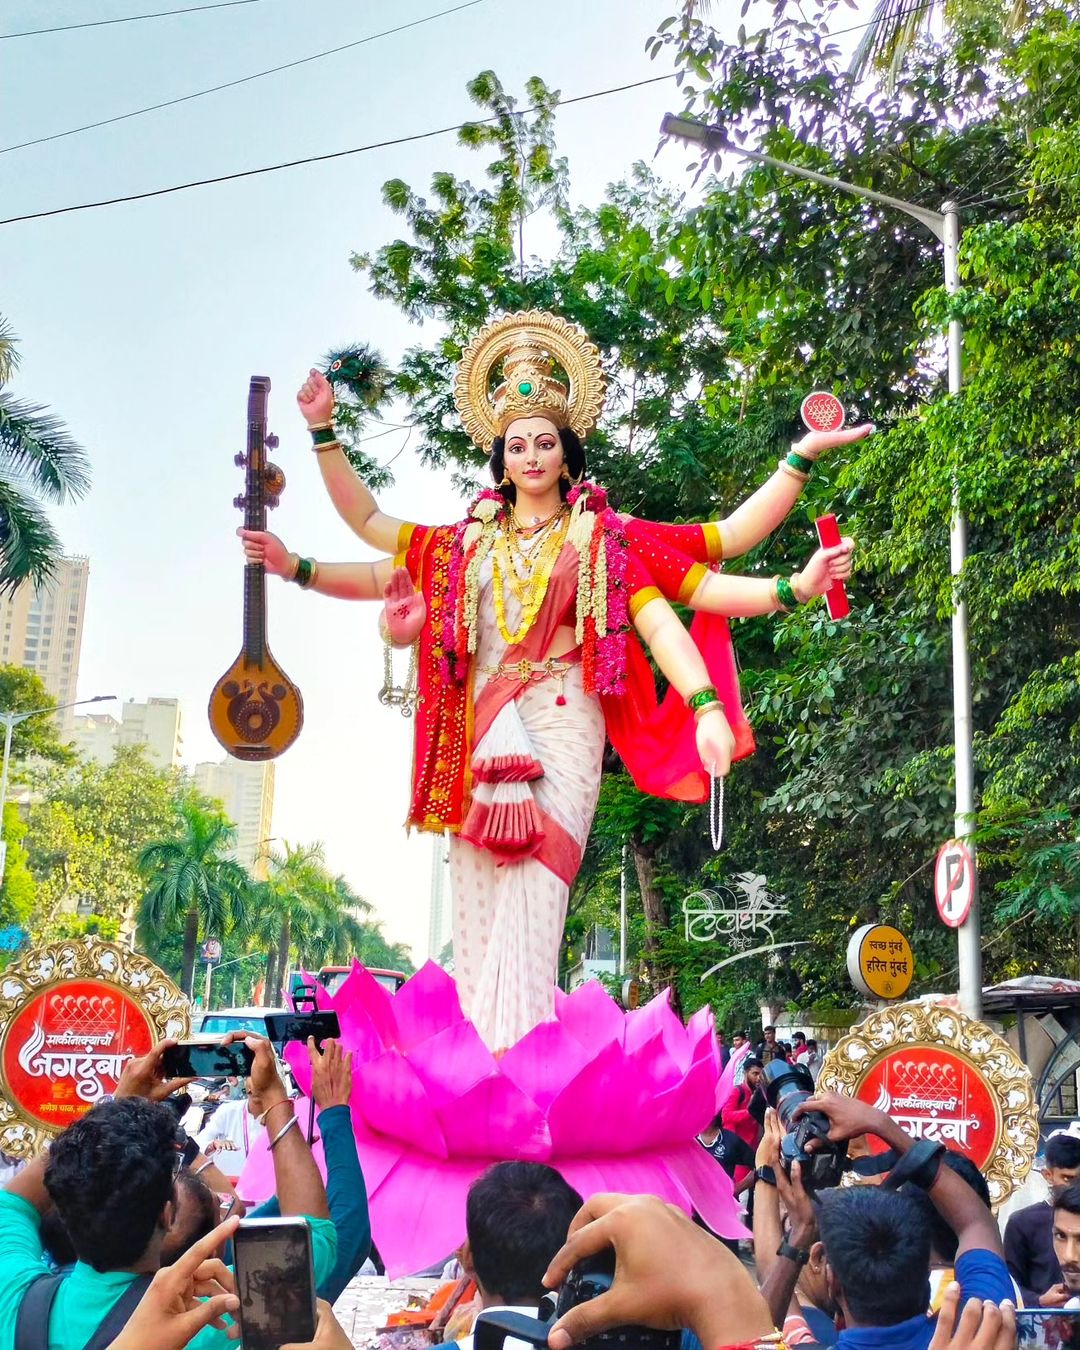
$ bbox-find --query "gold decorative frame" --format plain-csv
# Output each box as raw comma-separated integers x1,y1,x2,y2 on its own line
0,939,190,1158
817,1001,1039,1206
454,310,607,450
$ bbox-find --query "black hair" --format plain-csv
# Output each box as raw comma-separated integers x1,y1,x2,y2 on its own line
45,1097,177,1272
488,426,586,506
1054,1180,1080,1218
465,1162,583,1303
807,1039,819,1052
40,1207,78,1268
1047,1135,1080,1171
903,1150,991,1263
162,1170,220,1264
817,1186,931,1326
743,1057,764,1071
763,1026,776,1034
793,1032,807,1044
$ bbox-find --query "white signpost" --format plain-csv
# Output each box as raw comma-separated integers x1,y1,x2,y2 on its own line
934,839,977,929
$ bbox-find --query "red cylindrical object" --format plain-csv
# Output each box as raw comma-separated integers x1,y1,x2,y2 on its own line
815,513,850,620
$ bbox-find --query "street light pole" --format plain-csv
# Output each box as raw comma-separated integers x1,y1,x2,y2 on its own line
0,694,116,885
661,117,981,1015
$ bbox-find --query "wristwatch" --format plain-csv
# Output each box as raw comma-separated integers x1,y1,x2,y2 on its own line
777,1239,810,1266
755,1164,777,1187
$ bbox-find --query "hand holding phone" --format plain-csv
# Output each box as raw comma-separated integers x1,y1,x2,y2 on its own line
264,1011,341,1050
234,1218,317,1350
161,1040,256,1081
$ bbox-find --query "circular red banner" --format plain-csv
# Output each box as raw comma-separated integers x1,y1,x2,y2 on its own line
800,391,846,434
854,1044,1000,1172
1,979,154,1129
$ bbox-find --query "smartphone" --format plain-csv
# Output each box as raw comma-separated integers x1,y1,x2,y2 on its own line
233,1217,317,1350
264,1010,341,1049
1016,1310,1080,1348
161,1039,255,1080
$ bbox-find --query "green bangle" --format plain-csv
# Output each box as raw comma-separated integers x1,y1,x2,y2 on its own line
294,557,316,588
687,686,720,714
310,425,338,447
776,576,800,610
786,450,815,476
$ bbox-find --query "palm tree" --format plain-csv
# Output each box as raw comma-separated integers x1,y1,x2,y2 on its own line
256,842,337,1004
137,800,252,996
849,0,1029,85
0,316,91,592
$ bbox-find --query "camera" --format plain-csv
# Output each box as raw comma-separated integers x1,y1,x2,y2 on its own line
762,1060,847,1191
472,1249,679,1350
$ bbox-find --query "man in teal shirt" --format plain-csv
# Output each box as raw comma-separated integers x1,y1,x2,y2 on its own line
0,1034,337,1350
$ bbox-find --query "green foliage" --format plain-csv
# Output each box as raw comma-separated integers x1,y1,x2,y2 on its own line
0,665,75,764
339,0,1080,1022
0,802,34,931
0,318,91,591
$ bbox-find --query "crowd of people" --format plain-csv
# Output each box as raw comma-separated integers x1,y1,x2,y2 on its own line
0,1015,1055,1350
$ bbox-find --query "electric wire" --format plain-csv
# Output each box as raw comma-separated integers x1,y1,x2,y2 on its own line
0,0,268,41
0,73,679,227
0,0,491,156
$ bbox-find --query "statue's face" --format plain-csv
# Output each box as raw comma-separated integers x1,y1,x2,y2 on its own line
503,417,563,497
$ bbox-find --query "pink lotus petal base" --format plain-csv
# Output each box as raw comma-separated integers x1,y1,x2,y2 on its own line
240,963,747,1277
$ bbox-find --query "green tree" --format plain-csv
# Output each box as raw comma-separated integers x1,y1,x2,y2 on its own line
136,798,252,996
0,665,75,764
27,745,182,938
0,317,91,591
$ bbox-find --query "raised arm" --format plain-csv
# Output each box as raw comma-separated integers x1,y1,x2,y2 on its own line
717,423,872,559
238,529,395,600
298,369,413,556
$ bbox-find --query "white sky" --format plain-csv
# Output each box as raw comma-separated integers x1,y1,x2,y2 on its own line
1,0,866,963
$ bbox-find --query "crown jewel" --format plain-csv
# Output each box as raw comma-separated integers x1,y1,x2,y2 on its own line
454,310,606,451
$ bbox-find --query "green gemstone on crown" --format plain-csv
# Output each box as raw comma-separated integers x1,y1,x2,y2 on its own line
518,381,533,395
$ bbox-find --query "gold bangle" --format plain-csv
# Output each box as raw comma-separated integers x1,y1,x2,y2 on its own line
312,440,343,454
256,1097,292,1126
307,420,334,431
285,553,300,582
694,702,725,723
777,458,809,483
308,560,320,588
790,572,809,605
791,440,821,462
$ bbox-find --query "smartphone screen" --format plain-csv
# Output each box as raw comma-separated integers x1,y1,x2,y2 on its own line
234,1218,317,1350
162,1039,255,1080
1016,1310,1080,1348
264,1011,341,1049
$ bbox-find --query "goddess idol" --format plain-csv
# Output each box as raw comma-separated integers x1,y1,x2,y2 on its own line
239,311,863,1049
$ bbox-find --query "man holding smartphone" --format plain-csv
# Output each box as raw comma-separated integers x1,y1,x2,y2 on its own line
0,1033,337,1350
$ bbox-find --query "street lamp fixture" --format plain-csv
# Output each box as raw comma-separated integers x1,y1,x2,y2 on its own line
0,694,116,884
661,114,980,1017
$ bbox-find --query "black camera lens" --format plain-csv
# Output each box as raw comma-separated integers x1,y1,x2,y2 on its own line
762,1060,848,1191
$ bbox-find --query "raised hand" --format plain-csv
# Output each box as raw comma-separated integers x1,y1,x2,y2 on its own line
115,1039,196,1102
794,423,873,461
308,1037,353,1112
237,528,293,577
382,567,427,646
297,368,335,428
794,538,854,599
694,705,735,778
928,1283,1016,1350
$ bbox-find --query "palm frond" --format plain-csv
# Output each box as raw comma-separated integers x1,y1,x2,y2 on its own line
849,0,936,85
0,476,63,594
0,394,91,503
0,317,19,387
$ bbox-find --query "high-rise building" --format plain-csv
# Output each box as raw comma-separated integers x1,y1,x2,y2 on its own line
73,697,183,770
427,834,452,964
193,758,275,879
0,556,89,729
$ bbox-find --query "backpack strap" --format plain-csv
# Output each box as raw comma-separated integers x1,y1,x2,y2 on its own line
15,1274,66,1350
81,1273,155,1350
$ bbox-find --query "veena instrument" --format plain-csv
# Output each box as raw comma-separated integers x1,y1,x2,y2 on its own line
208,376,304,759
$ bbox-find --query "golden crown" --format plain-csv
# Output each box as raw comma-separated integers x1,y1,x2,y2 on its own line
454,310,606,451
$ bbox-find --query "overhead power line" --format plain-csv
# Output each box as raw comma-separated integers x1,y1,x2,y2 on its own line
0,0,491,156
0,0,268,41
0,73,678,227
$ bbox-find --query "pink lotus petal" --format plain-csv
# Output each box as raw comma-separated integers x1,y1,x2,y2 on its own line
554,980,626,1049
624,989,692,1076
546,1040,653,1157
436,1073,551,1160
619,1026,685,1098
663,1142,749,1240
391,961,465,1051
639,1053,722,1148
498,1020,592,1112
368,1154,481,1279
283,1039,314,1097
331,962,401,1051
405,1018,495,1113
716,1041,752,1113
358,1050,449,1159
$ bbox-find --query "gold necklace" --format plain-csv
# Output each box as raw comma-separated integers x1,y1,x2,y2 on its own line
513,503,564,536
492,514,567,645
